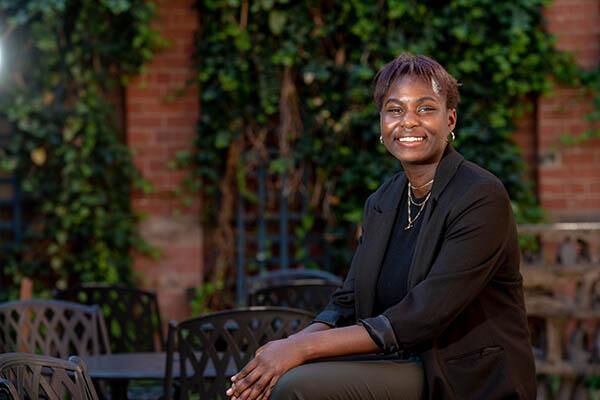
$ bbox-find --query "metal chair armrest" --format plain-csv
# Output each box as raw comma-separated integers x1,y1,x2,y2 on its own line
0,378,18,400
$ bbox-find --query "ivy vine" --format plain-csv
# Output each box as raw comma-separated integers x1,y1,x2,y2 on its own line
0,0,162,299
189,0,597,308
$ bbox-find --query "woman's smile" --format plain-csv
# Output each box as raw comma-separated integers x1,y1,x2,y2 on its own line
393,134,427,145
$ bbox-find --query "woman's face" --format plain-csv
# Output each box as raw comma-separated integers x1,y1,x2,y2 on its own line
379,76,456,166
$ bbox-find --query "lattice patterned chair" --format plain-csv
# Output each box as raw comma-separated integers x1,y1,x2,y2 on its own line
0,352,99,400
0,299,110,357
248,281,340,314
163,307,314,400
55,284,164,353
55,285,164,400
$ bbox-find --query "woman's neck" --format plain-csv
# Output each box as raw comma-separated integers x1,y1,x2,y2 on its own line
403,163,438,197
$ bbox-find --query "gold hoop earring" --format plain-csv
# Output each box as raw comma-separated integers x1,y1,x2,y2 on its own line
448,131,456,142
379,135,384,144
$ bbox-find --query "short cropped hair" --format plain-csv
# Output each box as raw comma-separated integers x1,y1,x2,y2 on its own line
373,53,460,111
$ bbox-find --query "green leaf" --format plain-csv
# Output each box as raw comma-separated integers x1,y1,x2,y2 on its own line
268,10,287,35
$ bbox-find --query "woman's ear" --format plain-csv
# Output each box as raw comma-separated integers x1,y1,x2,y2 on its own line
447,108,457,131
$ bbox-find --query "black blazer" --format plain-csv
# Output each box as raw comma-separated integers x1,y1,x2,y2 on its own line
315,146,536,399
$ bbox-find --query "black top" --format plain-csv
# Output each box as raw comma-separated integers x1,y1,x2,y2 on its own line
374,187,425,315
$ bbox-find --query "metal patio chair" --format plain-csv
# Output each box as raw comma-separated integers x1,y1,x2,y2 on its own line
247,268,342,294
248,281,340,314
163,306,314,400
0,378,18,400
0,299,110,358
55,284,164,353
0,352,99,400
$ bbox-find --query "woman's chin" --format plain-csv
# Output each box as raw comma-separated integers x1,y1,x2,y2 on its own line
392,149,428,164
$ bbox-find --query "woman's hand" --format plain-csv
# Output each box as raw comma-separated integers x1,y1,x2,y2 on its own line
226,324,378,400
226,337,306,400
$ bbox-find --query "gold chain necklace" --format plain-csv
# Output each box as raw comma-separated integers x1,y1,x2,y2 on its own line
409,178,434,191
405,184,432,230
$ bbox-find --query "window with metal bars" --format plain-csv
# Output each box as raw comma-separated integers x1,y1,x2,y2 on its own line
0,129,22,248
234,152,335,305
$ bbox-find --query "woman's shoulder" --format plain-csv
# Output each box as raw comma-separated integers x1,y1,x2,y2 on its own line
451,159,510,202
459,160,505,187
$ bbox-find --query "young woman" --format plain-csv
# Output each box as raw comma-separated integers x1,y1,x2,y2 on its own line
227,53,536,400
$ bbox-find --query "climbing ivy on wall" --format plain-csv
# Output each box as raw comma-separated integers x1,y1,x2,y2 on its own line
0,0,162,298
190,0,595,307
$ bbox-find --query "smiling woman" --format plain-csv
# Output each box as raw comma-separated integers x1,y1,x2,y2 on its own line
226,54,536,400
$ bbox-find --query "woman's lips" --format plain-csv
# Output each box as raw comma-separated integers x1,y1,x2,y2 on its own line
393,136,426,146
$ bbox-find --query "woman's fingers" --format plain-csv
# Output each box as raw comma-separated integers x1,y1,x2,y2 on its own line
226,382,238,398
256,385,271,400
240,369,280,400
231,367,266,398
227,364,259,397
231,358,258,382
237,372,274,400
257,376,278,400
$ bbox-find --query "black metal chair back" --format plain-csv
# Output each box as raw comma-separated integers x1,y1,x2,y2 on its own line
163,307,313,400
247,269,342,295
55,284,164,353
0,352,99,400
248,282,340,313
0,299,110,357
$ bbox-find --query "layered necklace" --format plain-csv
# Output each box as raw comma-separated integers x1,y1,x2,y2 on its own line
405,179,434,230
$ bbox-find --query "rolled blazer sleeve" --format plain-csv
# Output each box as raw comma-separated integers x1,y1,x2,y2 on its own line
358,314,399,352
312,195,374,328
362,181,514,351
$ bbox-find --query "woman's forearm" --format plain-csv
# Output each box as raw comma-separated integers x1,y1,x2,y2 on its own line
290,322,332,338
293,324,379,362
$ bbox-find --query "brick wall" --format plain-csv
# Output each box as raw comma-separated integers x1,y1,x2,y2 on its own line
122,0,599,321
126,0,201,322
537,0,600,221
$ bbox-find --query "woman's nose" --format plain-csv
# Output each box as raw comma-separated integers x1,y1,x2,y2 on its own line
402,111,419,129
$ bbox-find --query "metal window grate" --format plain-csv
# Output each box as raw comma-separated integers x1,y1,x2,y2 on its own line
234,154,334,305
0,131,22,247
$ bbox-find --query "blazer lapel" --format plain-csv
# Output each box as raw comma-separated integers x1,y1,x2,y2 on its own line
408,145,464,289
355,173,406,319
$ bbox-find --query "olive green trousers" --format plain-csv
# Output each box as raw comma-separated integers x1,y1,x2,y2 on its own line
270,358,423,400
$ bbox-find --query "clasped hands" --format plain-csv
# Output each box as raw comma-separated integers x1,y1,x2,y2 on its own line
226,337,305,400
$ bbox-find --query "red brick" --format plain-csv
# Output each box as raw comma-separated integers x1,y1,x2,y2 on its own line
128,116,165,128
126,0,202,321
562,151,597,164
536,0,600,219
570,198,600,209
541,198,568,209
564,168,600,179
128,131,157,144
